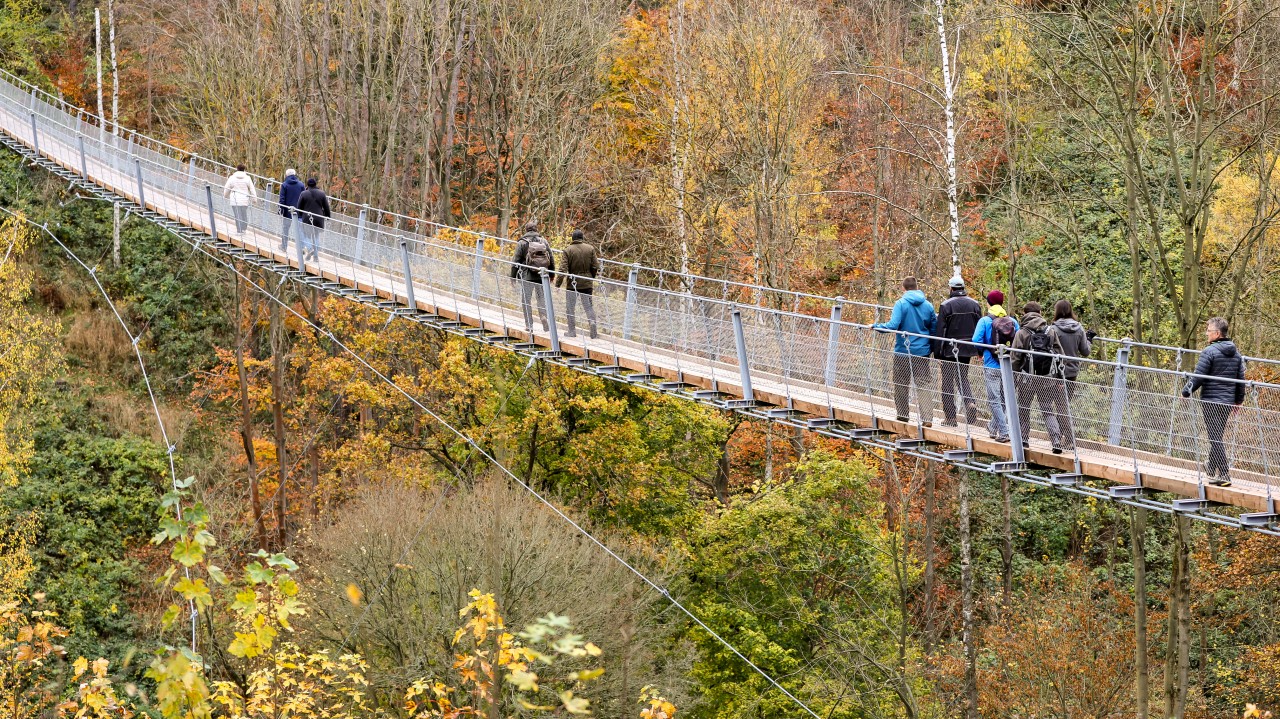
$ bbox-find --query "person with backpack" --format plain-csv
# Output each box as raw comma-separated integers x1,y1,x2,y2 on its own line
222,164,258,236
510,220,556,333
1181,317,1246,486
971,290,1019,442
296,177,331,262
873,276,937,426
1011,302,1073,453
277,169,304,252
554,230,598,338
1047,299,1094,398
933,274,982,427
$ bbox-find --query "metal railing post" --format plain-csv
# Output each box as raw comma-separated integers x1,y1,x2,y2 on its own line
399,240,418,311
824,297,843,386
541,269,561,354
28,112,38,155
77,134,88,179
187,156,196,185
472,238,484,300
204,184,218,239
732,308,754,403
622,264,639,341
999,349,1025,463
134,159,146,209
354,204,368,262
1108,341,1132,445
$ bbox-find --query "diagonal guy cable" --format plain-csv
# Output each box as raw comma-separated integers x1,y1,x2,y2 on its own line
0,206,200,653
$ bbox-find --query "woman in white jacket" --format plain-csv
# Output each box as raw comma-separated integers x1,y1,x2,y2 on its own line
222,165,258,235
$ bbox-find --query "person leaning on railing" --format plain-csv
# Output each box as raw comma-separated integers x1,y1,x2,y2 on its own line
872,276,937,427
1182,317,1246,487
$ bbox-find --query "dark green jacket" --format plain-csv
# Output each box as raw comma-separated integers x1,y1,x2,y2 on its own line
556,239,598,292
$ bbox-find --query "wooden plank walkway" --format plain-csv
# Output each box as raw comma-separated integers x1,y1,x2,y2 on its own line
2,102,1276,518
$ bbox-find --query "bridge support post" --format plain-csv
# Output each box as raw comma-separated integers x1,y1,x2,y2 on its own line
204,184,218,239
999,350,1025,464
28,112,39,156
77,134,88,179
541,269,561,355
354,205,368,263
399,240,418,312
472,237,484,300
824,297,843,386
187,155,196,185
1108,341,1131,445
134,159,146,209
732,308,754,404
622,264,639,341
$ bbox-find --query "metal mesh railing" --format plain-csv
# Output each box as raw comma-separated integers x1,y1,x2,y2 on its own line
2,69,1279,508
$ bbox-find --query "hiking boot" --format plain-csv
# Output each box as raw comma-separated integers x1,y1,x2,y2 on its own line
922,421,933,428
1210,474,1232,487
994,435,1010,443
1052,446,1063,455
896,416,909,423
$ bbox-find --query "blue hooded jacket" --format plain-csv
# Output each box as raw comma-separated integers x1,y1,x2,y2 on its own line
278,175,305,217
874,290,937,356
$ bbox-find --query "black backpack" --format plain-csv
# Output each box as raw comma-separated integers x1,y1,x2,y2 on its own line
524,235,552,270
1027,327,1056,375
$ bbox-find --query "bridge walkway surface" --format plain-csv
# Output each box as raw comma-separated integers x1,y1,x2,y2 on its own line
1,69,1278,533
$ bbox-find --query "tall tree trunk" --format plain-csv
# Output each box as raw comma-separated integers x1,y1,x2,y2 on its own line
270,300,289,547
1163,514,1191,717
1001,473,1013,605
959,470,978,719
923,462,937,652
235,275,266,550
1132,507,1149,719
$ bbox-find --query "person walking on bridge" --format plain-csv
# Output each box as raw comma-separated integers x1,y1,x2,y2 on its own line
1011,302,1073,454
296,178,331,262
933,274,982,427
972,290,1018,442
1182,317,1245,486
555,230,598,339
222,164,257,236
277,169,304,252
510,221,556,334
1047,299,1094,398
873,277,937,427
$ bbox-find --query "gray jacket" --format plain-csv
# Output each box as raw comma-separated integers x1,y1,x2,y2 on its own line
1183,339,1246,405
1049,318,1092,380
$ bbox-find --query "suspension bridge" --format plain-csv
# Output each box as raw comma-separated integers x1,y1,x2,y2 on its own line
1,69,1279,534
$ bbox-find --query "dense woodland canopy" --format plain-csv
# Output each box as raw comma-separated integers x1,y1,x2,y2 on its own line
1,0,1280,717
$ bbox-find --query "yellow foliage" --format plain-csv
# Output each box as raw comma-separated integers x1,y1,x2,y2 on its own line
0,215,63,486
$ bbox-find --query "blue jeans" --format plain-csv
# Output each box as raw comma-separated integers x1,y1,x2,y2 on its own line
984,367,1009,438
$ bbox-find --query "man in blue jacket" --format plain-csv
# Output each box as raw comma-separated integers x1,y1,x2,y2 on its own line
874,277,937,426
278,169,305,252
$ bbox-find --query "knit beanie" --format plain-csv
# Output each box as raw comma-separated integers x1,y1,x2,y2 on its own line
986,290,1004,306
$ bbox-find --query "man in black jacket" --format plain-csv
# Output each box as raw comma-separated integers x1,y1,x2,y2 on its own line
1182,317,1246,486
554,230,598,338
509,221,556,333
933,275,982,426
296,177,331,262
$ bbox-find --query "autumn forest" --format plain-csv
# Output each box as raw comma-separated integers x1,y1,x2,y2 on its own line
1,0,1280,717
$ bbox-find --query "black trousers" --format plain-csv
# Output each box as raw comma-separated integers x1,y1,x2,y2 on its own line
519,279,548,332
1016,374,1074,449
1202,401,1232,477
565,288,596,337
939,355,977,422
892,354,934,423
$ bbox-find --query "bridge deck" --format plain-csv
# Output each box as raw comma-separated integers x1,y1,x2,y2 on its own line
1,92,1277,522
